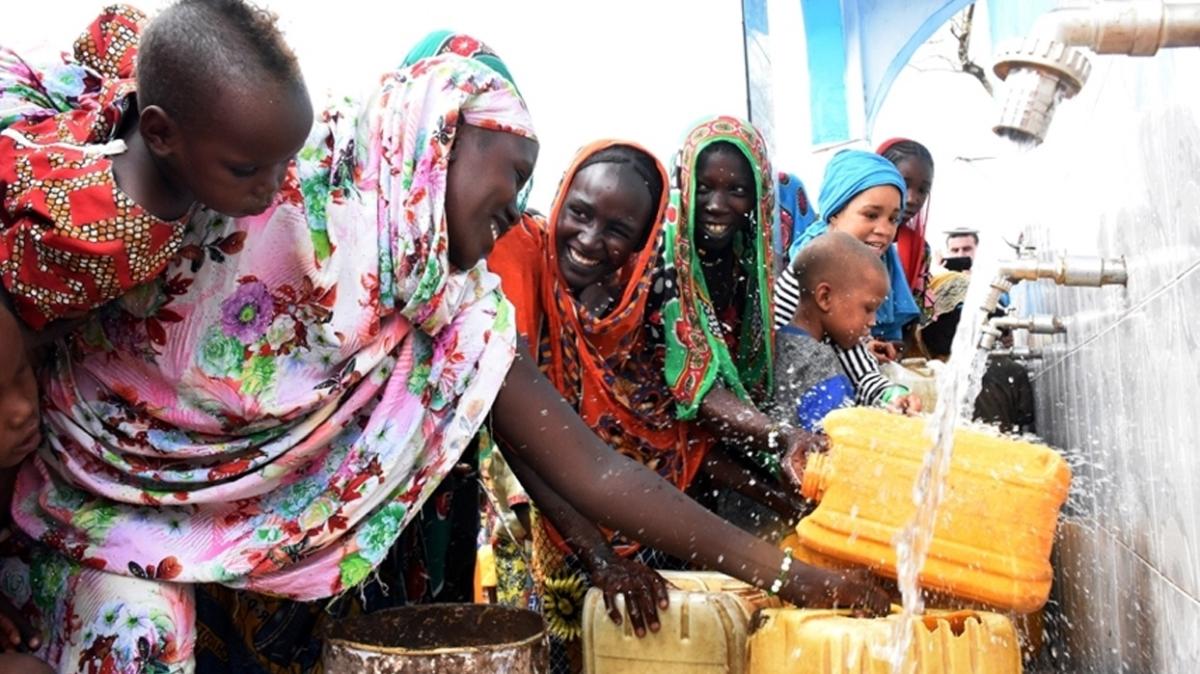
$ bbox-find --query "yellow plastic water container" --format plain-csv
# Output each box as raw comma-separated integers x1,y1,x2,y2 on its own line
795,407,1071,613
582,571,779,674
781,534,1044,662
929,594,1044,663
747,608,1021,674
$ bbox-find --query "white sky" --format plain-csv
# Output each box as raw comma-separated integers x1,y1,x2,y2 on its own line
4,1,1023,258
2,0,748,211
868,1,1019,256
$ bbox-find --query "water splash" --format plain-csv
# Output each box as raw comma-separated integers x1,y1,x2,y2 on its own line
887,250,1000,673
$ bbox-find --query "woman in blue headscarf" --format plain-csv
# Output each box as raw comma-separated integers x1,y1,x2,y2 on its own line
774,150,921,411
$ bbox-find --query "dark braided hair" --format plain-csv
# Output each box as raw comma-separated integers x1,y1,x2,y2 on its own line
138,0,304,128
576,145,665,244
879,139,934,174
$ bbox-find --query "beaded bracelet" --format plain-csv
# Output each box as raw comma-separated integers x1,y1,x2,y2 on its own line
767,548,794,596
765,422,792,451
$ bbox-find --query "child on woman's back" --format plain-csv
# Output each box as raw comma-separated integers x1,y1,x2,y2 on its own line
771,231,890,433
2,0,312,329
0,0,313,468
1,4,312,652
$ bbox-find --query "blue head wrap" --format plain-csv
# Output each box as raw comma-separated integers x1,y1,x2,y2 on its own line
775,172,817,270
788,150,919,341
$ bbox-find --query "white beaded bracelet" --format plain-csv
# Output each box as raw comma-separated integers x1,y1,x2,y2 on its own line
768,548,794,596
766,422,792,451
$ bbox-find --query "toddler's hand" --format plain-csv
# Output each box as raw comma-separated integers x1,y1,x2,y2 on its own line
0,594,39,654
886,394,923,416
866,339,898,363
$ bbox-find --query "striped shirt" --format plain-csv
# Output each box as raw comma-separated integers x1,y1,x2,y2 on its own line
773,266,905,406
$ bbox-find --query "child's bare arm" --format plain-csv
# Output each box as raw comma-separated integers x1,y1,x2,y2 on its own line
701,445,810,523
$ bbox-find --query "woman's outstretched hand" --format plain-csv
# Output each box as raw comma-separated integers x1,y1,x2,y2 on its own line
584,553,671,637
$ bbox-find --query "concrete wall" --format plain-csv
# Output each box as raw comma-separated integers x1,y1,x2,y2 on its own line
1012,43,1200,673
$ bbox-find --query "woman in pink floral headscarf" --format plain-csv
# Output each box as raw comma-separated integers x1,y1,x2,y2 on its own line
2,48,539,671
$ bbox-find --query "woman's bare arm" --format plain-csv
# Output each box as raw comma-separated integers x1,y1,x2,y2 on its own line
493,351,886,612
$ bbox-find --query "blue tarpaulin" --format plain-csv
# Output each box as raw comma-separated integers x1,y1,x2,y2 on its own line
743,0,1058,147
805,0,973,144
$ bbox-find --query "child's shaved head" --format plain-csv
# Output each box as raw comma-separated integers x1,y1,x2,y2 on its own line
137,0,305,128
790,231,891,350
793,230,888,294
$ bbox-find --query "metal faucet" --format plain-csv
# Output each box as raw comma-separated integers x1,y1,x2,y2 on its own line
975,254,1127,352
992,1,1200,144
979,314,1067,352
980,255,1128,316
988,346,1047,361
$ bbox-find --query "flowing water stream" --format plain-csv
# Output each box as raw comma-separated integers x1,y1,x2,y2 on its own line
887,249,1002,673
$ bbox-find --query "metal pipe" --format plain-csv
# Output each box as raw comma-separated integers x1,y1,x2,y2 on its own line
978,314,1067,352
975,254,1125,353
989,346,1046,360
979,254,1126,318
992,1,1200,144
1032,1,1200,55
991,314,1068,334
996,255,1128,287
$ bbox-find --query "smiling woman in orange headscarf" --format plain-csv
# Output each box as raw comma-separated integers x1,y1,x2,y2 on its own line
489,142,688,643
493,140,695,494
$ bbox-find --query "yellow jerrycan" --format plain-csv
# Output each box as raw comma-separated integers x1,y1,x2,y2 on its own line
583,571,780,674
780,533,1045,663
747,608,1022,674
795,407,1071,613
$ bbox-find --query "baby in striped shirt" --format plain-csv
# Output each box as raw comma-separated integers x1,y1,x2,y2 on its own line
771,232,900,431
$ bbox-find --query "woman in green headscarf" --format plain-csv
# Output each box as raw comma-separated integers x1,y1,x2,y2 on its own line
654,117,824,524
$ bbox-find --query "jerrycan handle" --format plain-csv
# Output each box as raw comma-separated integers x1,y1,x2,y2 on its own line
800,452,831,502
